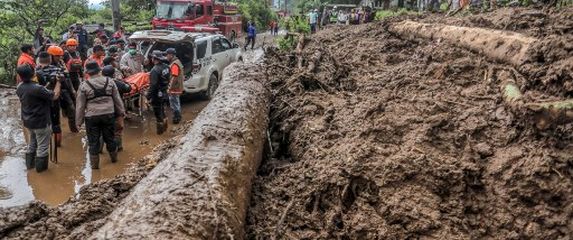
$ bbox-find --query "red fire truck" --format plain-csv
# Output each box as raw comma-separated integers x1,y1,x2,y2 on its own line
152,0,242,41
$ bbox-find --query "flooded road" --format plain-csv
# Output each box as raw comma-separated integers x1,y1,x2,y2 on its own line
0,95,208,207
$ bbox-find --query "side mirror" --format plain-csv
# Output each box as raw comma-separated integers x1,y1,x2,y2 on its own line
233,43,239,48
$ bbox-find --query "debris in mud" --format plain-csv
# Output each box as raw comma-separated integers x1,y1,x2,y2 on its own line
247,8,573,239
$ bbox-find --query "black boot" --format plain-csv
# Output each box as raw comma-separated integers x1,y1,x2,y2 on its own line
35,156,49,173
156,120,168,135
25,152,35,170
90,154,100,169
109,151,118,163
116,137,123,152
173,111,182,124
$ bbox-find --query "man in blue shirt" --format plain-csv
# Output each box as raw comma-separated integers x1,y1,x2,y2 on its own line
309,9,319,33
244,21,256,51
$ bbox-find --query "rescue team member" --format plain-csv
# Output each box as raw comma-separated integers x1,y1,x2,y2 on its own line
75,22,89,60
48,45,79,133
103,56,124,80
244,21,256,51
86,45,106,68
165,48,183,124
120,42,144,77
76,61,125,169
36,51,65,147
16,64,61,172
63,38,84,91
147,50,170,135
102,65,131,151
17,44,36,83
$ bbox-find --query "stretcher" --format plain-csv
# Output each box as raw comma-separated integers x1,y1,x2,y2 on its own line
123,72,150,119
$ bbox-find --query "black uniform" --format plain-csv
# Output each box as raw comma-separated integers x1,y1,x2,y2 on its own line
147,62,170,123
36,65,64,134
53,61,78,133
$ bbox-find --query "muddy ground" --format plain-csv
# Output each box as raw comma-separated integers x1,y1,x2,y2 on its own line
246,7,573,239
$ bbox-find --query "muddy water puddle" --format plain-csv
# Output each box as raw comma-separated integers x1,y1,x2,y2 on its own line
0,98,208,207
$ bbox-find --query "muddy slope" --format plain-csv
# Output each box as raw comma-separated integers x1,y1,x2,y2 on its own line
247,11,573,239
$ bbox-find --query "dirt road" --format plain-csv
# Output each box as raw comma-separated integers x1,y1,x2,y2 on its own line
0,95,208,207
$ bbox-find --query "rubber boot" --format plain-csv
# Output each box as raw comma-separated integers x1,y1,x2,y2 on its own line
55,133,62,147
109,151,118,163
156,119,168,135
35,156,49,173
25,152,35,170
172,111,181,124
99,137,104,154
90,154,100,169
116,137,123,152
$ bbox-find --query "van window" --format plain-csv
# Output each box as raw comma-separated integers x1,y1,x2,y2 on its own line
207,6,213,15
212,38,225,54
221,38,232,49
196,40,207,59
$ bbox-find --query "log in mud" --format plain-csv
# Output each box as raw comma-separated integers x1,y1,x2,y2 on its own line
91,62,269,239
388,20,536,66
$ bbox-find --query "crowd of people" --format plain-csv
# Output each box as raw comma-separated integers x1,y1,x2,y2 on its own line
15,22,186,173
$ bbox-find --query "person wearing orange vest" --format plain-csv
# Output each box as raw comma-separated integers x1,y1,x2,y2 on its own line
48,45,79,134
16,44,36,83
165,48,184,124
86,45,106,68
63,39,84,91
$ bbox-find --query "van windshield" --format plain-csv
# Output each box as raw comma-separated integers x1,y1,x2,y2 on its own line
156,2,204,20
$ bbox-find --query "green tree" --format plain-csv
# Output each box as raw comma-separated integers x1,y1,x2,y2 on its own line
0,0,88,84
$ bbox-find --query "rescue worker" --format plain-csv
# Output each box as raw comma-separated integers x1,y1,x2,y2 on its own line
17,44,36,83
102,65,131,151
63,38,84,91
86,45,106,68
103,56,124,80
147,50,170,135
16,64,62,172
244,22,256,51
75,22,89,60
120,42,144,77
35,51,65,147
48,45,78,133
76,61,125,169
165,48,184,124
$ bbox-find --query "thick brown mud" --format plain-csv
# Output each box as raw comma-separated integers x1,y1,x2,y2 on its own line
247,8,573,239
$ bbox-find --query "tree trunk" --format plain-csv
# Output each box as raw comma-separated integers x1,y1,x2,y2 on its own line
90,62,270,239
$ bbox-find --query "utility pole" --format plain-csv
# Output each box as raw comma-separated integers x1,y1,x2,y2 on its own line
111,0,121,31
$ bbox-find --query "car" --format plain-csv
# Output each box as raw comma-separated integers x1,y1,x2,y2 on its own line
129,30,242,99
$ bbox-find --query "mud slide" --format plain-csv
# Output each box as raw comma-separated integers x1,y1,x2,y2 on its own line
90,62,269,239
388,20,536,66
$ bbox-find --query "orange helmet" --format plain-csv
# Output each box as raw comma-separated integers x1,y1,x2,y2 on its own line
66,38,78,47
47,45,64,56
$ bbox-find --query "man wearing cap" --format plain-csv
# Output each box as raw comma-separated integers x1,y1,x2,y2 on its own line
165,48,184,124
147,50,170,134
120,42,144,77
75,22,89,60
17,64,62,172
76,61,125,169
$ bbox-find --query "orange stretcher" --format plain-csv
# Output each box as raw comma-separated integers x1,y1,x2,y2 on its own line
123,72,150,118
124,72,150,97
